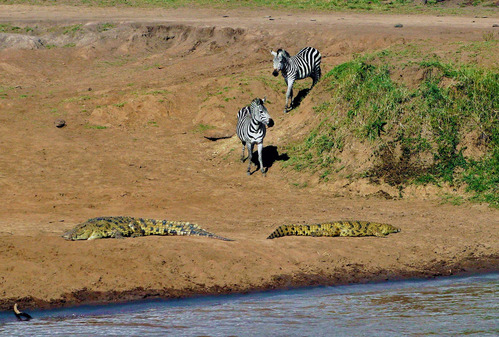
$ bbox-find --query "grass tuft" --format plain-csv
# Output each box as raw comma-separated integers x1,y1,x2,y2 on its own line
286,50,499,206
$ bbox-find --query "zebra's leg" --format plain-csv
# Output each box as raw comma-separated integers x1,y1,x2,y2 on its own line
240,141,246,162
257,142,266,175
285,81,294,113
247,143,254,175
311,67,321,88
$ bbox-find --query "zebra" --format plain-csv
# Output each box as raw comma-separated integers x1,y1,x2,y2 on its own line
236,97,274,175
271,47,322,113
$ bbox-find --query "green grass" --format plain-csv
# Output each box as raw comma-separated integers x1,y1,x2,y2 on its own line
98,55,135,67
63,95,93,103
84,124,108,129
0,23,21,32
2,0,497,15
97,22,115,32
285,48,499,206
0,86,13,99
63,24,82,35
193,123,215,133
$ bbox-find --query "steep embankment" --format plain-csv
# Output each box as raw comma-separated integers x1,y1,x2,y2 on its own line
280,45,498,205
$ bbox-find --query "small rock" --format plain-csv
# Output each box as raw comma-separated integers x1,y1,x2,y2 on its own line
54,119,66,128
493,24,499,27
394,23,403,28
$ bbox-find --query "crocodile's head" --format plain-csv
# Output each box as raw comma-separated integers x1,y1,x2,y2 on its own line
62,218,109,240
378,223,401,235
62,224,100,240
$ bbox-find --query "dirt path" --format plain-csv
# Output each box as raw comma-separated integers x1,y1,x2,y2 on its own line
0,5,498,311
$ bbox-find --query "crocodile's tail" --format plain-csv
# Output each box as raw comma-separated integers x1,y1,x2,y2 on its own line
138,219,234,241
266,224,313,239
171,224,234,241
191,228,235,241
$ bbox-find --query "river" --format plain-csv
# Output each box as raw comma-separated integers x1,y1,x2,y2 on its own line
1,273,497,336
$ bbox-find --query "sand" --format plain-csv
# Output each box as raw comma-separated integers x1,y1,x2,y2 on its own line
0,4,497,311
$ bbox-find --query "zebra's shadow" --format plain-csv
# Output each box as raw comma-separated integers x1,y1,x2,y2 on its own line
249,145,289,175
291,88,311,110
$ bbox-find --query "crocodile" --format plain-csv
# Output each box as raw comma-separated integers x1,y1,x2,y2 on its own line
267,221,400,239
62,216,233,241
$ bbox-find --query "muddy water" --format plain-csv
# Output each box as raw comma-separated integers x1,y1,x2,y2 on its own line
1,273,497,336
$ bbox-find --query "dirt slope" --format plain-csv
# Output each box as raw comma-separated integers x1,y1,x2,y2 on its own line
0,5,498,310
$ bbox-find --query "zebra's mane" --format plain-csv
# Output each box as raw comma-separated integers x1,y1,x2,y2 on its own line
251,98,264,106
277,49,290,58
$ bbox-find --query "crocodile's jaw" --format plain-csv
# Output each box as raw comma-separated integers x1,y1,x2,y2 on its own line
62,229,92,240
62,230,82,240
87,231,103,240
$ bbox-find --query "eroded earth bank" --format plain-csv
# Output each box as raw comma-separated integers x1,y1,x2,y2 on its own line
0,5,498,311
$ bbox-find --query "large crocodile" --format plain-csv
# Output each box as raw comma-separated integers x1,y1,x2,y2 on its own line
62,216,233,241
267,221,400,239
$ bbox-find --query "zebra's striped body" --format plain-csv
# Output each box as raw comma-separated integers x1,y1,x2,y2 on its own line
236,98,274,175
271,47,322,112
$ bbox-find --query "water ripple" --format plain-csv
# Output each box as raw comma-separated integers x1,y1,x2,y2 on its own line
0,273,497,337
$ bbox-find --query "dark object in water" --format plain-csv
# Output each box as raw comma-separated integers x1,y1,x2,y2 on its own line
14,303,32,321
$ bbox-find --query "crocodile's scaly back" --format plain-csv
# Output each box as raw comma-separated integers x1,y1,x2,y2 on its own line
133,218,233,241
62,217,138,240
266,221,400,239
62,216,233,241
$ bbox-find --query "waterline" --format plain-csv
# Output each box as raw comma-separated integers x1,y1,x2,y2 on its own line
1,273,497,336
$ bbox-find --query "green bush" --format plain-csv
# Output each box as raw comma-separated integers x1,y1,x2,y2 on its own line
286,51,499,206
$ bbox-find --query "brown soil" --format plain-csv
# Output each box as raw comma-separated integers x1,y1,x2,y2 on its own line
0,5,498,312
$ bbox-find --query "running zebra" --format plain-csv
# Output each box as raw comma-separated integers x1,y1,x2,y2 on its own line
236,97,274,175
271,47,322,113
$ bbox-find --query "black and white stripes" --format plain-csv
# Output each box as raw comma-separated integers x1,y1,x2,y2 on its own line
271,47,322,112
233,47,321,176
236,98,274,175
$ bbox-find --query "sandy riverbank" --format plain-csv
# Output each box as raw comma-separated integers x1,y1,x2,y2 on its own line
0,5,498,311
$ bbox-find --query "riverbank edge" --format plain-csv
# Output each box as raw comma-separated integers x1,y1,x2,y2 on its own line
2,253,497,313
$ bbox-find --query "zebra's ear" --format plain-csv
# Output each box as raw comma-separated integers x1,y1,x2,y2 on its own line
262,97,266,103
271,50,277,57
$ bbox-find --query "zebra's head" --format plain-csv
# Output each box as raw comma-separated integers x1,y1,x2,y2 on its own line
271,49,289,77
250,97,274,128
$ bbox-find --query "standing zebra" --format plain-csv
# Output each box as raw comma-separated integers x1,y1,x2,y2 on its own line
236,97,274,175
271,47,322,113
